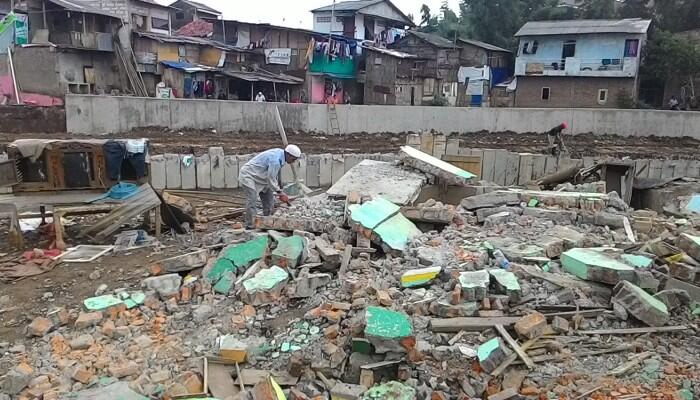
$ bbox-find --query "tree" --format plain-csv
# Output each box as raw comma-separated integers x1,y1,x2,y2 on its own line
642,31,700,84
460,0,521,49
419,4,440,33
651,0,700,32
579,0,616,19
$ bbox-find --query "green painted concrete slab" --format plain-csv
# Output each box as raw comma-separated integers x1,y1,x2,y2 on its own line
364,306,412,339
477,337,500,362
373,212,421,252
622,254,654,269
349,197,401,230
561,247,637,285
242,266,289,293
221,235,269,267
489,269,520,291
206,258,236,283
271,235,305,268
362,381,416,400
84,291,145,311
213,271,235,294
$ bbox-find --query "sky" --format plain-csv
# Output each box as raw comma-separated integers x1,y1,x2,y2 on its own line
156,0,461,28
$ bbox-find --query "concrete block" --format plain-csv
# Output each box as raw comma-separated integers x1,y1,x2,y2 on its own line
331,382,367,400
461,191,520,210
459,270,490,301
180,155,196,190
289,270,332,298
319,154,332,187
483,211,516,228
142,274,182,299
522,207,577,224
150,155,166,190
548,225,586,249
489,269,521,303
364,306,414,354
271,235,305,268
306,155,321,188
476,206,522,223
551,316,569,333
612,281,669,327
500,243,545,262
477,337,511,374
209,147,226,189
328,160,426,205
240,266,289,305
432,134,447,158
254,216,325,233
561,248,636,285
535,235,566,258
74,312,103,329
331,155,345,184
196,154,211,189
164,153,181,189
677,233,700,262
400,146,475,186
314,238,341,268
206,236,269,283
400,266,441,288
514,312,547,339
445,137,460,156
429,300,479,317
406,133,421,149
653,289,690,311
224,155,238,188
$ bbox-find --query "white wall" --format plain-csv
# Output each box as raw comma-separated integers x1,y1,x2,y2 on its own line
66,94,700,140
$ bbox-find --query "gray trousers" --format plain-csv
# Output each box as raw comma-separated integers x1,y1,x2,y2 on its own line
244,185,275,228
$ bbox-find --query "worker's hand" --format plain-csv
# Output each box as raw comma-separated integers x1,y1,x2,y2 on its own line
277,192,290,204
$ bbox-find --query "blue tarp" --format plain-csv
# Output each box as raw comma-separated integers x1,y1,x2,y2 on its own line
160,61,218,72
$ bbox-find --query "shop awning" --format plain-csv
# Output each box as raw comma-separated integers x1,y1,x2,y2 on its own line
221,70,304,85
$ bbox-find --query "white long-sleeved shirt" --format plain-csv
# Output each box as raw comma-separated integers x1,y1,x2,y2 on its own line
238,148,285,193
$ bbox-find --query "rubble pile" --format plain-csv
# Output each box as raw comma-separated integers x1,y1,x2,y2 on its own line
1,149,699,400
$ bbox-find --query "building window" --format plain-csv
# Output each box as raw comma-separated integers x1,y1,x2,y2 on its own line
374,57,382,65
562,40,576,59
316,16,331,23
175,12,184,20
598,89,608,105
131,14,147,31
522,40,538,55
541,87,550,101
151,17,169,31
624,39,639,57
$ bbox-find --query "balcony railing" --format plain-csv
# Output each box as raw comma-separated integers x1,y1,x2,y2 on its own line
516,57,637,77
48,31,114,52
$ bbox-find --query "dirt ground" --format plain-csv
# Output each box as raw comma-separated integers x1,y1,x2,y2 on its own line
2,129,699,159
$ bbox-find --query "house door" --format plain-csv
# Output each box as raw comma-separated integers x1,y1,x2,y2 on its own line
561,40,576,68
410,87,415,106
343,17,355,38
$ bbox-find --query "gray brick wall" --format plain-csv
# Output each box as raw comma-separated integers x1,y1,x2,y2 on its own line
515,76,637,109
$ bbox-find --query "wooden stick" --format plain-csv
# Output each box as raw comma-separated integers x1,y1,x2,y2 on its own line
495,324,535,369
609,351,653,376
576,326,688,335
490,337,540,377
234,362,245,392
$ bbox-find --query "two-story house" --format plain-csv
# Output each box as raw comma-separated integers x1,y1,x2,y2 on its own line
169,0,221,31
513,18,651,108
78,0,173,35
311,0,414,44
385,31,512,106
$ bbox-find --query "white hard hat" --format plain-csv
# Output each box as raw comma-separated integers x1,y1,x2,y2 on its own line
285,144,301,158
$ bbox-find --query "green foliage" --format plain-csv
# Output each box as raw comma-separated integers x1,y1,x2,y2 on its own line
427,96,450,106
616,88,637,109
580,0,616,19
641,31,700,83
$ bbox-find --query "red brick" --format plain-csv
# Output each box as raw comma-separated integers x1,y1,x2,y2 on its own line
108,361,139,378
449,284,461,305
324,324,340,339
74,312,103,329
28,317,53,337
72,367,93,384
514,312,547,339
377,290,393,306
240,304,256,318
101,320,115,337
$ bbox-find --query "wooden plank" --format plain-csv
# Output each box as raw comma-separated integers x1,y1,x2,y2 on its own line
531,154,547,181
481,149,496,183
576,326,688,335
493,149,509,186
495,324,534,369
504,152,520,186
430,316,521,332
209,147,226,189
518,154,534,185
206,363,239,399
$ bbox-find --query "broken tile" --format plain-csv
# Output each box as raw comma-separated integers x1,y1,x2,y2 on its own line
364,306,414,354
459,270,490,301
240,266,289,306
477,337,511,374
400,266,441,288
361,381,416,400
561,247,637,285
272,235,305,268
489,269,521,303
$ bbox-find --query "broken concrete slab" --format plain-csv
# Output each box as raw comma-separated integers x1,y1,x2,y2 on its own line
489,269,521,303
400,266,441,288
373,212,422,253
483,211,517,227
361,381,416,400
142,274,182,299
461,191,521,211
206,236,268,283
400,204,455,224
522,207,577,224
429,300,479,317
271,235,305,268
678,233,700,262
331,382,367,400
400,146,475,186
349,197,421,253
548,225,587,249
561,247,637,285
459,270,490,301
240,266,289,306
314,238,341,268
364,306,414,354
349,197,401,230
289,270,332,298
613,281,669,327
478,337,511,374
476,206,523,223
535,236,566,258
654,289,691,311
664,276,700,302
149,249,208,275
254,215,326,233
328,160,426,205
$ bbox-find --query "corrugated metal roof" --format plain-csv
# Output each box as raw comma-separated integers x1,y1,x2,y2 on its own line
362,44,418,58
160,61,219,72
458,38,512,53
515,19,651,37
406,31,456,48
169,0,221,16
221,70,304,84
133,31,248,52
46,0,121,19
312,0,414,26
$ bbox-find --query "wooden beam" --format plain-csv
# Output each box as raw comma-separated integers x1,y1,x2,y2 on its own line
430,316,521,333
575,326,688,335
495,324,534,369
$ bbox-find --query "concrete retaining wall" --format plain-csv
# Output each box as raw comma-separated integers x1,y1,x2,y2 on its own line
67,94,700,139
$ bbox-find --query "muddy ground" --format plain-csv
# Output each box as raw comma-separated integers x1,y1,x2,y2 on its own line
2,129,699,159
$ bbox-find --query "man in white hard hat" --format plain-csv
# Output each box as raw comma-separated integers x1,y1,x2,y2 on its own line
239,144,302,228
